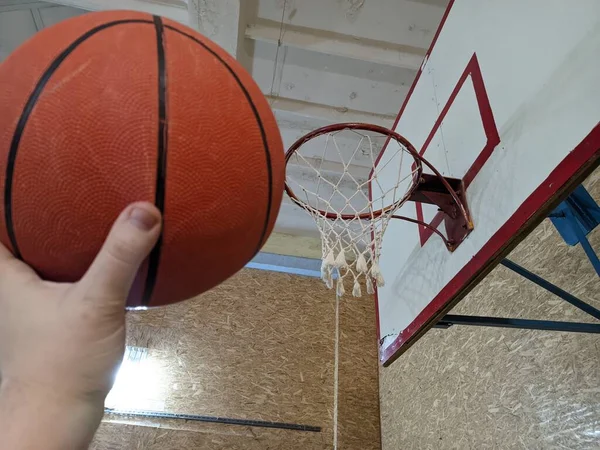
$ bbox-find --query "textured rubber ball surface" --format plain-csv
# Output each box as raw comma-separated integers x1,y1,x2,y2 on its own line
0,11,285,307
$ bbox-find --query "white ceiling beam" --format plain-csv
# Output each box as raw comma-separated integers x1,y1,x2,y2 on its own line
246,20,425,71
407,0,449,7
39,0,244,58
187,0,241,57
269,96,396,128
272,202,321,239
0,1,49,12
287,157,371,179
39,0,189,24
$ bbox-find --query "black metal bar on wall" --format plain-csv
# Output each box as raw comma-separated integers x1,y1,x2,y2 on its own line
104,408,322,432
436,315,600,333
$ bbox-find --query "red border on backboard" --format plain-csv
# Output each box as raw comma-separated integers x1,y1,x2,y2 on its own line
414,54,500,245
375,0,600,365
371,0,457,344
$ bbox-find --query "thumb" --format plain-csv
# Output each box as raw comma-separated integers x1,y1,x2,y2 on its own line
78,202,162,304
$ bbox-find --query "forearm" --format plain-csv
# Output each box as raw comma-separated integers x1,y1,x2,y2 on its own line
0,379,104,450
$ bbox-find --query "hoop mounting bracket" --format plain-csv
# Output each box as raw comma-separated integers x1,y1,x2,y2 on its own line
407,174,473,250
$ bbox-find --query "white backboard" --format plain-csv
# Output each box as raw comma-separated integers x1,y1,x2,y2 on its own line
374,0,600,365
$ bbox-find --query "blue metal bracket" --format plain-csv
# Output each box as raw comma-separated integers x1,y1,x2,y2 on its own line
549,184,600,276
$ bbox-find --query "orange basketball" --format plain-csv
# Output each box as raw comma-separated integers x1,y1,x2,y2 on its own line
0,11,284,307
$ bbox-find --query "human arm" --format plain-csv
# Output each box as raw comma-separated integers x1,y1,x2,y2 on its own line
0,202,161,450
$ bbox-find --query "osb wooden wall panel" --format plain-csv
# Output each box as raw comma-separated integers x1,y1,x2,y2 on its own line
92,268,381,449
263,231,322,259
91,421,332,450
380,169,600,449
338,296,381,450
127,270,335,426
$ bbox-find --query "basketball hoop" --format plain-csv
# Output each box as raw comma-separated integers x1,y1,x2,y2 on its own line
284,123,473,297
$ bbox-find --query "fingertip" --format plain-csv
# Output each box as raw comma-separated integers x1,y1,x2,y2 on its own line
77,202,162,303
103,202,162,268
122,202,162,233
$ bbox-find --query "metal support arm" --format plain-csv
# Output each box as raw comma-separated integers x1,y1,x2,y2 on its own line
436,258,600,333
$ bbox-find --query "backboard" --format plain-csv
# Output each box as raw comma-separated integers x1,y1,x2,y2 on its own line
374,0,600,366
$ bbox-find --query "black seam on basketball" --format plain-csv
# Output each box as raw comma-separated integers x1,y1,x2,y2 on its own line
141,16,168,306
4,18,153,260
164,24,274,257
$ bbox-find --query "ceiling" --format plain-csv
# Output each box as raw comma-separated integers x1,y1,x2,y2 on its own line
0,0,448,240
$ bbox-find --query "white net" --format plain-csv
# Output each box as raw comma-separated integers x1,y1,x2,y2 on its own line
285,124,421,297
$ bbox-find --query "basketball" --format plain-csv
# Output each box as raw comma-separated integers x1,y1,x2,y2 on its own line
0,11,284,307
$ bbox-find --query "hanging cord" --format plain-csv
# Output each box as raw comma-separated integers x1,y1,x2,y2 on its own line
269,0,288,103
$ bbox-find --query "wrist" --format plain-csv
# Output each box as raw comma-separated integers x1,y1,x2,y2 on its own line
0,377,104,450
